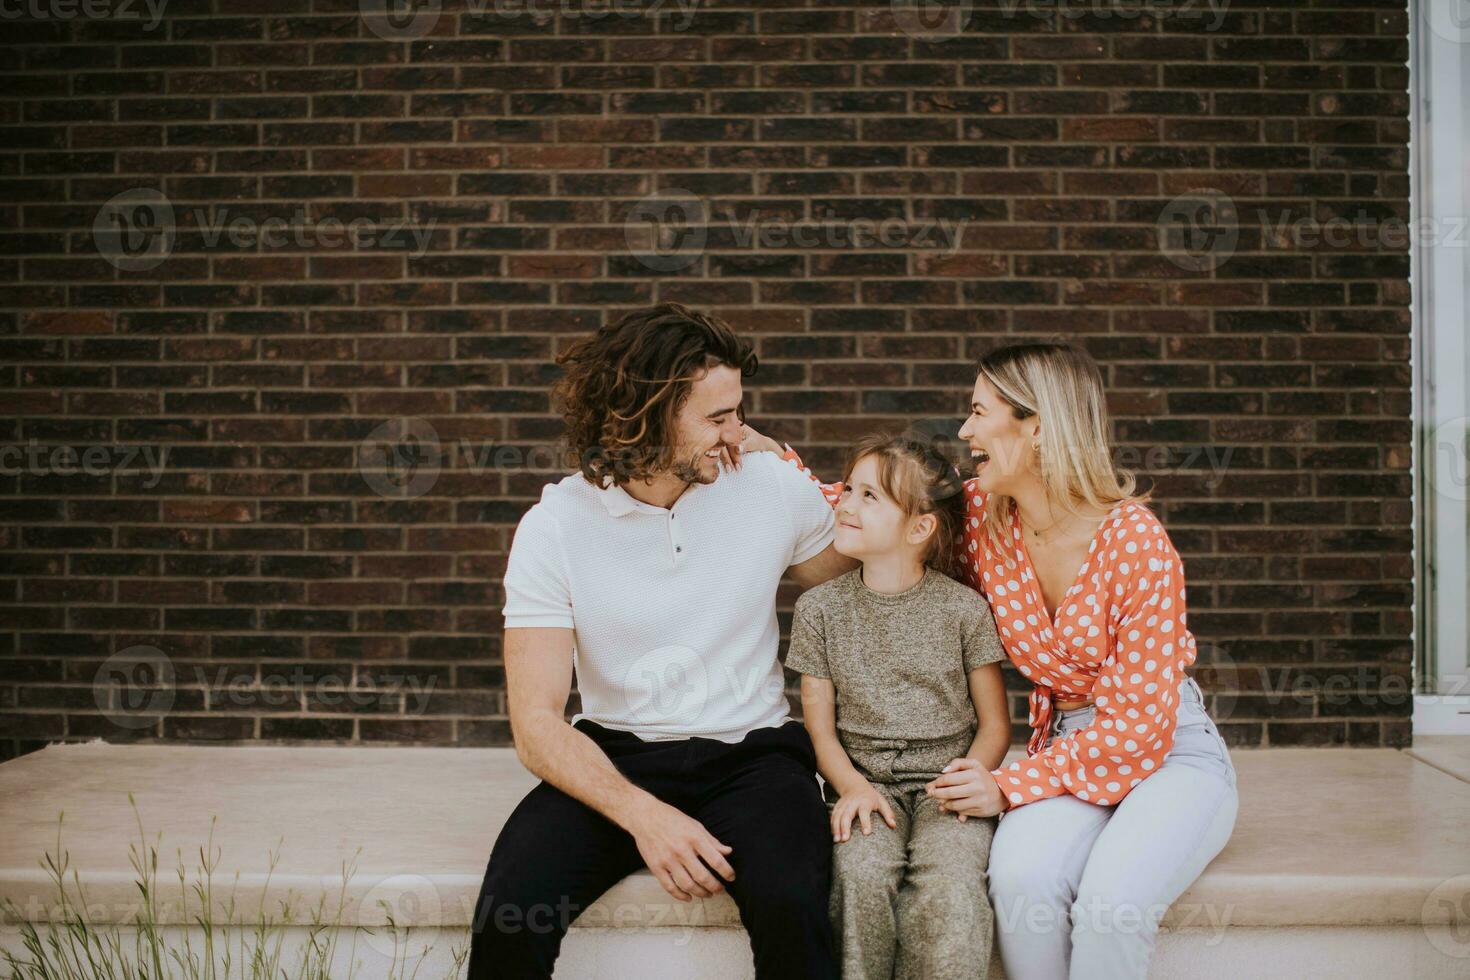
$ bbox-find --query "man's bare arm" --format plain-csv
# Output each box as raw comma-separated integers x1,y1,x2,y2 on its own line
504,627,656,824
787,541,858,590
504,627,737,902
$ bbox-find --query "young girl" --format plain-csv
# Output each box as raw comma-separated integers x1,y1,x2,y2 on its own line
784,432,1011,980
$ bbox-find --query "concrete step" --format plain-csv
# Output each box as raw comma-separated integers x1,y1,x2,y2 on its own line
1,740,1468,978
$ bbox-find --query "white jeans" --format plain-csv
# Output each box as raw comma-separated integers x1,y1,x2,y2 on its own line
988,675,1238,980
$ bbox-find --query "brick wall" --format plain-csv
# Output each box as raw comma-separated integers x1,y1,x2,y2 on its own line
0,1,1413,760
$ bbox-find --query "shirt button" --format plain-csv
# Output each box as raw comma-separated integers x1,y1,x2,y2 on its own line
675,546,682,553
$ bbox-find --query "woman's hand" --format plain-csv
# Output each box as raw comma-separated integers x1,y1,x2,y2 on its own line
739,423,784,455
714,423,781,472
925,757,1008,820
831,781,898,842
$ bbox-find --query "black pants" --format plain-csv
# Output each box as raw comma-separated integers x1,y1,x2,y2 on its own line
467,718,839,980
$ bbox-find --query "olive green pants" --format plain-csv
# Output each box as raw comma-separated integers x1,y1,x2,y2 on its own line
828,729,997,980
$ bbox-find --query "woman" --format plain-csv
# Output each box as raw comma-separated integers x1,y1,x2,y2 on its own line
743,342,1238,980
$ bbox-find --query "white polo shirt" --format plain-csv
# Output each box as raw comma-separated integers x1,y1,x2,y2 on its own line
501,450,837,742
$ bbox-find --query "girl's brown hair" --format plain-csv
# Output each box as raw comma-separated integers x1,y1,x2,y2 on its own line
842,431,969,580
553,302,757,487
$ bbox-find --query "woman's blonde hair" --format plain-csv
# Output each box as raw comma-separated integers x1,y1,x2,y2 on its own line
842,431,969,580
974,343,1147,557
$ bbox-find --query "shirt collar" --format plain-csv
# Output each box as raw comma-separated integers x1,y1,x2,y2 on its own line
595,475,703,517
595,477,649,518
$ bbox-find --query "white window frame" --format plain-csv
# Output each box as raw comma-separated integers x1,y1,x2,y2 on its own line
1412,0,1470,733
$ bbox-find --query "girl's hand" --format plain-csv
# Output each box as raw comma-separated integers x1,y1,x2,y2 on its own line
925,758,1008,820
831,782,898,842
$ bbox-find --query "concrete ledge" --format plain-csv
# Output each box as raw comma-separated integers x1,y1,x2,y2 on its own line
1409,733,1470,784
2,740,1469,978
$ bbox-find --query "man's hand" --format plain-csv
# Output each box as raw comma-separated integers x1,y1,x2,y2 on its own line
627,799,737,902
831,781,898,842
925,757,1008,820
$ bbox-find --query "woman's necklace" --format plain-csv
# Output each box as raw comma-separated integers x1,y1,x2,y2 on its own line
1025,507,1088,545
1024,509,1068,541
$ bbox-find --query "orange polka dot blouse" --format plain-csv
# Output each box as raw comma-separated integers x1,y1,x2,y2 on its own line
778,446,1199,810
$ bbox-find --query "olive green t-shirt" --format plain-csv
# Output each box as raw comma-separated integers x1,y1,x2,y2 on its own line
785,566,1005,743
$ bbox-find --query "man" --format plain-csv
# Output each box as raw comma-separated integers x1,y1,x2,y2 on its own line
468,303,857,979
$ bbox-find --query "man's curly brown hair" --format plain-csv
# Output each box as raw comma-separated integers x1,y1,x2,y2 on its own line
554,302,758,487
